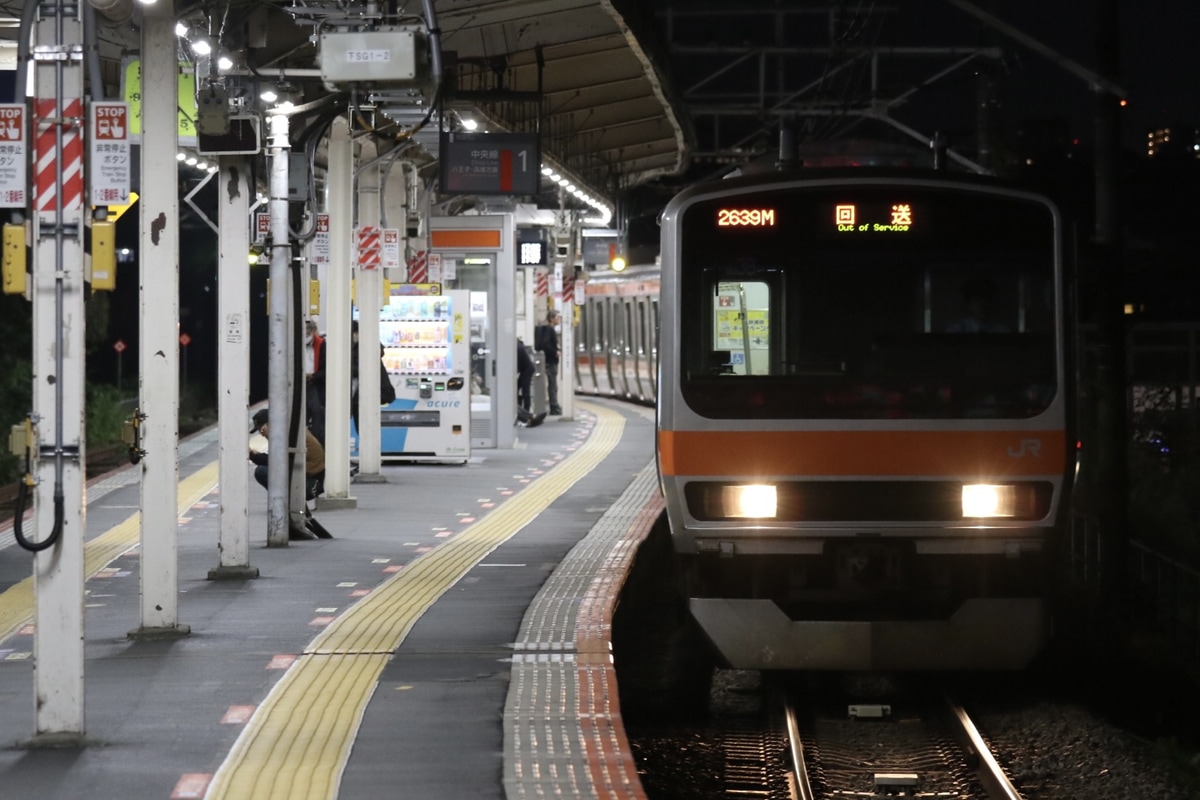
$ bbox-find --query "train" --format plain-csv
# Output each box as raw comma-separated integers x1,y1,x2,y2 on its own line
576,167,1074,671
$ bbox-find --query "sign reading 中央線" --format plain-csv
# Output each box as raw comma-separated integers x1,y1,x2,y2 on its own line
438,131,540,196
89,102,131,207
0,104,27,208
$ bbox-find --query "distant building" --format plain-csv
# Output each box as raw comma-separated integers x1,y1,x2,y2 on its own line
1146,125,1200,160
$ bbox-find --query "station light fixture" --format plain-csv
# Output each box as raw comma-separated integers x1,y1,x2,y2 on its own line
539,162,612,227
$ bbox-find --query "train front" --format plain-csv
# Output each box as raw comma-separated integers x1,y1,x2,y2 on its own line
656,171,1072,671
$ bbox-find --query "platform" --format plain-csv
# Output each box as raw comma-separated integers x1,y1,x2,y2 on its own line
0,398,658,800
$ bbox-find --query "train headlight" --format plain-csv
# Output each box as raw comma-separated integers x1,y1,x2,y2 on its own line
722,484,777,518
961,484,1019,518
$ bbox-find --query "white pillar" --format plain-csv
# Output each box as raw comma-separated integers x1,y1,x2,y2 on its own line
29,0,86,741
211,156,256,578
135,0,186,637
355,143,384,480
320,118,355,507
560,271,576,420
265,111,291,546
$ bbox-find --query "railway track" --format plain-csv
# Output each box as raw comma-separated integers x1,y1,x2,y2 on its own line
629,671,1029,800
785,682,1024,800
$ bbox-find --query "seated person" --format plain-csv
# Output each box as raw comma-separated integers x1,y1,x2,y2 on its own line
249,408,325,500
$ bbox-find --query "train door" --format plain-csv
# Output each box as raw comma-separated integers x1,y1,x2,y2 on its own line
602,297,618,395
621,297,636,399
649,296,660,398
577,295,596,393
633,296,649,401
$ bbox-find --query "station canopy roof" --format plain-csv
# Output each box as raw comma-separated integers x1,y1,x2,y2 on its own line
0,0,691,217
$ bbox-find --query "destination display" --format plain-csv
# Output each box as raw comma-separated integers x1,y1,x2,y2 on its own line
439,131,540,196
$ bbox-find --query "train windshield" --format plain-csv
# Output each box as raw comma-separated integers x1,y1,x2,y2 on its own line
677,183,1059,419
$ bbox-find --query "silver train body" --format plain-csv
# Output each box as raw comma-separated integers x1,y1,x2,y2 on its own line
578,169,1074,671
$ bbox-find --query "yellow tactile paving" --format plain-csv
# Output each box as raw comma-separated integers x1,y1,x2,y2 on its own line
205,402,626,800
0,461,220,644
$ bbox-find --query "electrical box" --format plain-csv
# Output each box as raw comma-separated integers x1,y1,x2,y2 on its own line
2,223,26,296
197,114,261,155
289,152,308,201
318,26,430,91
195,84,231,135
87,219,116,291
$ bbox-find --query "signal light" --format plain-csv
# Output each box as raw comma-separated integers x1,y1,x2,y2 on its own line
608,242,627,272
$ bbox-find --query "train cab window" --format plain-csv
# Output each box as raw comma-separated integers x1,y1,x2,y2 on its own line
674,181,1060,421
711,281,771,375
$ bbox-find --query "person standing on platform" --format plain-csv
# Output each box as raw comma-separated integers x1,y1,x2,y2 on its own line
305,320,326,443
516,339,544,428
535,309,562,415
349,320,397,451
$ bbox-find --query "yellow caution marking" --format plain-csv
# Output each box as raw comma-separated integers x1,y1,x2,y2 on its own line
0,461,219,644
206,402,626,800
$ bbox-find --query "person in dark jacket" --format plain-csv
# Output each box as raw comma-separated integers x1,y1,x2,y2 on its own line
305,320,326,443
535,309,562,415
516,339,544,427
249,407,325,500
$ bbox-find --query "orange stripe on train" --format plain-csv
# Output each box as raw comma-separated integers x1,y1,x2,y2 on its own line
658,429,1067,478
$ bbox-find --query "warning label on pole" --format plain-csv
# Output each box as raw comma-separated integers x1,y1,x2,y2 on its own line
255,212,270,243
382,228,400,270
312,213,330,264
0,104,26,208
89,102,131,206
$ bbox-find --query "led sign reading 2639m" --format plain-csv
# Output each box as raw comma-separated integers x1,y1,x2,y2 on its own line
717,208,777,227
836,202,914,232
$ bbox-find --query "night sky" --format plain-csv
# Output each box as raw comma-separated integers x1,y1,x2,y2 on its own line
958,0,1200,144
645,0,1200,150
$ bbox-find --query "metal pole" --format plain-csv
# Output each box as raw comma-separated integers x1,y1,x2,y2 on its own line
1091,0,1126,615
266,111,291,546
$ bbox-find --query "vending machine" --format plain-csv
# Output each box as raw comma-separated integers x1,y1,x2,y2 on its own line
355,288,471,462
